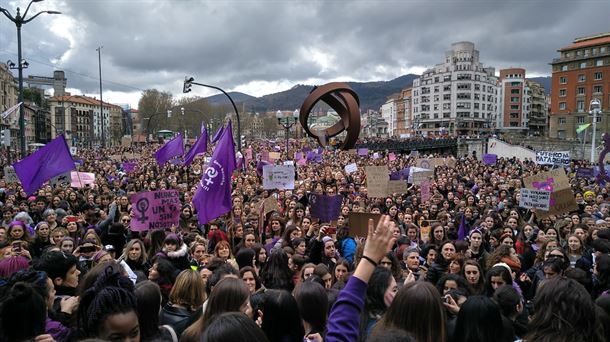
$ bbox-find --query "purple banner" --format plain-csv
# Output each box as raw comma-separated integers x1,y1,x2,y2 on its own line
309,194,343,222
482,153,497,165
130,190,180,232
357,148,369,156
390,167,410,180
576,167,594,178
122,162,138,173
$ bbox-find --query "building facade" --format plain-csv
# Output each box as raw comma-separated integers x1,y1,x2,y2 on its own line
526,80,549,136
412,41,498,136
498,68,528,132
362,110,389,138
48,95,113,147
549,32,610,141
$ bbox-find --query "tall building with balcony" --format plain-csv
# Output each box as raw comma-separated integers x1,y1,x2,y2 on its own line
498,68,528,132
412,41,498,136
526,80,549,136
381,94,399,136
550,32,610,141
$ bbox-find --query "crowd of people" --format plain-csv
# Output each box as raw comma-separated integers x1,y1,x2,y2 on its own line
0,135,609,342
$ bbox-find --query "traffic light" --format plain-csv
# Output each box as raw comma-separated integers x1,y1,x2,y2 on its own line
0,129,10,147
183,76,194,93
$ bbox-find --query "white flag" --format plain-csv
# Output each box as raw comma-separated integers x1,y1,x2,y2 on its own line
1,102,22,119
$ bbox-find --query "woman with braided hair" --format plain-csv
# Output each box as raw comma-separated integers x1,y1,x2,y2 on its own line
76,265,140,341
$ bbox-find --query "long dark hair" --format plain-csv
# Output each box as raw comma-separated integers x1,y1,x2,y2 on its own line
260,250,294,292
454,295,511,342
201,312,270,342
526,277,604,342
134,280,163,340
484,266,512,297
372,281,446,342
293,281,328,335
0,282,47,341
259,289,305,342
359,266,393,341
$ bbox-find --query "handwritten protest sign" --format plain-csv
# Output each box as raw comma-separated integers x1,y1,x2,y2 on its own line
50,172,71,188
576,167,594,178
411,169,434,186
366,166,389,198
522,169,577,218
387,180,409,195
535,151,570,166
262,165,295,190
3,166,18,183
70,172,96,188
130,190,180,231
519,188,551,211
344,163,358,174
416,158,432,169
262,196,280,215
421,179,432,202
348,212,382,237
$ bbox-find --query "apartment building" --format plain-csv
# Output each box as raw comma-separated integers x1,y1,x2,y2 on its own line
550,32,610,141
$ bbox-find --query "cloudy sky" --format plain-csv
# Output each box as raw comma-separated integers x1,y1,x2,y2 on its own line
1,0,609,108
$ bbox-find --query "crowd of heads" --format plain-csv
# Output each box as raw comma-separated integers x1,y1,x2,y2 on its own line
0,138,609,341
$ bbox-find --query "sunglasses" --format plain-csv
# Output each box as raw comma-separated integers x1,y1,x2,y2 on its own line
122,219,131,223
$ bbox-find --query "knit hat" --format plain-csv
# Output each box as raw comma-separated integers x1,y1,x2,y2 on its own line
322,236,333,244
164,233,181,245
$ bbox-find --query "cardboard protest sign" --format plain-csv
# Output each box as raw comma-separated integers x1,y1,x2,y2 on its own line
121,136,132,147
310,194,343,222
347,212,382,238
410,150,419,158
387,180,409,194
535,151,570,166
69,146,78,155
3,166,19,183
269,152,281,160
421,179,432,202
347,149,357,155
262,165,295,190
519,188,551,211
430,158,446,168
365,166,388,198
130,190,180,231
411,169,434,186
344,163,358,174
70,172,96,188
109,155,122,161
416,158,432,169
372,152,380,159
522,169,577,218
262,196,280,215
444,158,457,168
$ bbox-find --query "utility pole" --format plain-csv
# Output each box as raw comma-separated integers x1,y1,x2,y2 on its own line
96,46,105,148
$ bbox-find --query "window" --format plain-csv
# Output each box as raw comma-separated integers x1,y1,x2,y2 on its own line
510,113,520,119
511,89,520,94
559,102,567,110
559,89,567,97
577,100,585,112
578,74,586,82
594,72,602,80
511,82,520,86
561,65,568,71
596,116,602,123
443,94,451,100
558,117,566,124
577,87,585,95
510,97,520,102
596,60,604,67
594,85,603,93
510,105,519,110
510,122,520,127
559,76,567,84
577,116,585,124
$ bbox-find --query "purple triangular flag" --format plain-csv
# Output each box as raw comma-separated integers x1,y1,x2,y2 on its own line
154,134,184,167
182,123,208,167
457,214,469,241
192,121,236,225
13,135,75,195
211,124,224,144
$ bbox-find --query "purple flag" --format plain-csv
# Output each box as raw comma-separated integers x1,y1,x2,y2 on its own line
192,120,236,225
211,125,224,144
357,148,369,156
457,214,469,241
307,151,322,163
122,162,138,173
390,167,410,180
310,194,343,222
13,135,75,195
182,123,208,167
482,153,497,165
154,134,184,167
256,160,272,177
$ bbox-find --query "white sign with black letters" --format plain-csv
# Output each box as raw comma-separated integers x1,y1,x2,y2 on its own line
535,151,570,166
519,188,551,211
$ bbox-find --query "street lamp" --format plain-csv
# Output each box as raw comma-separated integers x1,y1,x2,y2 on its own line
276,110,298,157
183,76,242,152
589,98,602,163
1,0,60,157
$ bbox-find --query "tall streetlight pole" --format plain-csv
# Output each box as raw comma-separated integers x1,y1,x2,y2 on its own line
276,110,298,157
1,0,60,157
183,77,242,152
96,46,105,148
589,98,601,163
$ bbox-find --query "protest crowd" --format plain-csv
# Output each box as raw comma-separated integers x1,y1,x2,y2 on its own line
0,122,610,342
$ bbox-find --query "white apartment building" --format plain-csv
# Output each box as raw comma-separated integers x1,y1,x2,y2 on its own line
412,41,498,136
381,95,398,136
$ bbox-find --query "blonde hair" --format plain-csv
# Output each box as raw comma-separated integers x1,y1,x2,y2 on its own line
169,269,206,309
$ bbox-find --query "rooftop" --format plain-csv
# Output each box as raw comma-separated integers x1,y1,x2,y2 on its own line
559,32,610,51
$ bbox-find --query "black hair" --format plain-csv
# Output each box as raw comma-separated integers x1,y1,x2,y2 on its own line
235,248,256,270
134,280,163,340
258,289,305,342
33,250,78,281
201,312,269,342
484,266,513,297
436,273,472,296
0,282,47,341
260,250,294,292
76,266,137,338
206,263,238,296
454,295,511,342
293,281,328,335
493,285,521,318
359,266,393,341
368,328,416,342
595,254,610,296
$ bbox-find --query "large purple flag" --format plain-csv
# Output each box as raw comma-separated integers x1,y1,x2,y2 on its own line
211,125,224,144
256,160,272,177
182,124,208,167
154,134,184,167
482,153,497,165
13,135,75,195
192,120,236,225
310,194,343,222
